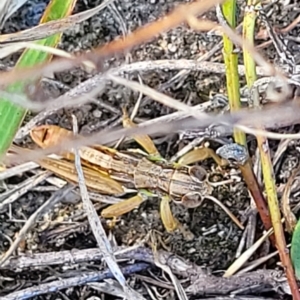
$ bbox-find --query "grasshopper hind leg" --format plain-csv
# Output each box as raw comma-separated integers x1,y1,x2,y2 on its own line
160,195,195,240
122,107,161,157
178,147,228,167
101,193,146,219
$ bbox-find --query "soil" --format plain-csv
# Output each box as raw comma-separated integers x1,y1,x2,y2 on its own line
0,0,300,299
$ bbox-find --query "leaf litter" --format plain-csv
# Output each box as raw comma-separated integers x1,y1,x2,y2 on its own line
1,0,300,299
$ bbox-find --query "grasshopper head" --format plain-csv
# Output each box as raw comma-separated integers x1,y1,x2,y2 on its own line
181,166,213,208
171,166,213,208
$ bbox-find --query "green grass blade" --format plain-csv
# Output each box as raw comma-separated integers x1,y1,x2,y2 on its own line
0,0,77,157
291,219,300,280
221,0,246,146
242,4,258,88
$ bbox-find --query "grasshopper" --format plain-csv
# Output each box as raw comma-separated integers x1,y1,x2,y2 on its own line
29,112,243,232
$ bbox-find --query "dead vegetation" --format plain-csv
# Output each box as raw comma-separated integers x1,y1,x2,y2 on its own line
1,0,300,299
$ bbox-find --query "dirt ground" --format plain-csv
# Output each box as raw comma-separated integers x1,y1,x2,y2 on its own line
0,0,300,299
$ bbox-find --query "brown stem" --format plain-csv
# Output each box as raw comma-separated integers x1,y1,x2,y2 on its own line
239,160,275,246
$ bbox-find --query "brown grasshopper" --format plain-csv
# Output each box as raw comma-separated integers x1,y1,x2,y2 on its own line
29,113,243,232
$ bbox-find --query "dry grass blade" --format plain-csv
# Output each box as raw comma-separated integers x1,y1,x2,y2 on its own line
0,57,99,112
237,249,281,275
0,0,224,86
205,195,244,229
0,0,114,44
0,161,39,180
87,280,134,298
0,171,50,211
0,184,74,266
0,42,74,60
236,125,300,140
108,74,209,116
108,76,300,141
0,0,28,28
5,102,300,167
272,139,291,167
186,17,282,80
0,42,92,111
13,59,300,141
0,0,14,28
242,4,259,88
15,81,106,136
224,226,275,276
281,165,299,233
0,0,77,158
14,60,230,140
71,116,145,300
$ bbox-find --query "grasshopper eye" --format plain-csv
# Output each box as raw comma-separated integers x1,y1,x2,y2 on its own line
180,192,203,208
189,166,207,183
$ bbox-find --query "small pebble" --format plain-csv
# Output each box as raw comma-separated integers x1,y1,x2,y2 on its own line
218,230,225,238
187,247,196,254
92,109,102,118
167,43,177,53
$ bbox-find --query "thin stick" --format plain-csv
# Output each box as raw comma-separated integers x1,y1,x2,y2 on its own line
1,263,149,300
71,115,145,300
0,184,74,266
